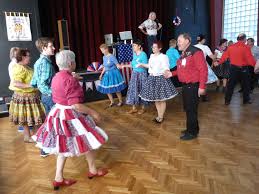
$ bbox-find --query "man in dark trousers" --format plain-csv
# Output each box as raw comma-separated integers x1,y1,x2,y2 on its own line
218,33,256,105
164,33,208,140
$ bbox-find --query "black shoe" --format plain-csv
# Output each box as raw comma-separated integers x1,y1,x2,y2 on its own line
201,95,209,102
40,149,50,158
180,129,187,135
238,89,243,93
180,133,198,140
243,100,252,105
225,101,230,105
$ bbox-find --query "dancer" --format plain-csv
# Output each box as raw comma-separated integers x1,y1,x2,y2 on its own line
123,40,149,114
213,39,230,92
194,34,218,101
164,33,208,140
9,48,45,142
97,44,126,107
33,50,108,190
30,37,56,157
138,41,178,123
166,39,181,87
216,33,256,105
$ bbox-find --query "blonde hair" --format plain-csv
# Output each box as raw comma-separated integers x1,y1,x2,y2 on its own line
99,43,108,49
169,39,177,47
9,47,19,60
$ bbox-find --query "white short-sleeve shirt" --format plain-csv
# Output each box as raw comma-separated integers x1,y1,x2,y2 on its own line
138,19,158,36
194,44,213,58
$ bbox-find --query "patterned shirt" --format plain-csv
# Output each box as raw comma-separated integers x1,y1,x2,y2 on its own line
138,19,158,36
30,54,55,95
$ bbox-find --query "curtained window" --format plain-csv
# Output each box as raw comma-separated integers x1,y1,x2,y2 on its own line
222,0,258,44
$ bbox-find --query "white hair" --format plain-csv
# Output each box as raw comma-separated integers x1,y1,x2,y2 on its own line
55,50,75,69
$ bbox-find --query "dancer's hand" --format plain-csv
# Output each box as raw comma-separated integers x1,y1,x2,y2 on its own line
163,70,172,78
198,88,206,97
99,74,103,80
213,61,219,66
72,72,83,80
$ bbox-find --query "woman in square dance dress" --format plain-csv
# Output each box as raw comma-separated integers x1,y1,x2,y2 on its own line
213,39,230,92
33,50,108,190
138,41,178,123
97,44,126,107
194,34,218,101
9,48,45,143
123,40,149,114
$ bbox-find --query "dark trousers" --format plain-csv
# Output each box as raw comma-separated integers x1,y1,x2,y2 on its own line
225,65,251,103
249,66,257,91
147,35,157,57
182,83,200,135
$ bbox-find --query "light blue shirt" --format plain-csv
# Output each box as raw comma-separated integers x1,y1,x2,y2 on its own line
166,47,180,69
131,51,148,73
103,55,118,71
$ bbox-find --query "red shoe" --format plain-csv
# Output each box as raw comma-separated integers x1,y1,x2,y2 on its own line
87,168,108,179
52,179,77,190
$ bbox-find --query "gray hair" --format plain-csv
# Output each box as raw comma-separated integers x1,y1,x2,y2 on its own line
55,50,75,69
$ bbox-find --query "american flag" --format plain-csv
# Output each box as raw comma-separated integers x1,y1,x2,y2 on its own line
116,44,133,63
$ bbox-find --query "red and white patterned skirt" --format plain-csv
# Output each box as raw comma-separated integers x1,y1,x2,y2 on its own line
32,104,108,157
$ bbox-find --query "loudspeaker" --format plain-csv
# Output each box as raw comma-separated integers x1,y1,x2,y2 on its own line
57,20,70,50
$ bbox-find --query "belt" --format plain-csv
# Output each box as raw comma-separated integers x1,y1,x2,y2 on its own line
182,82,199,86
231,64,249,68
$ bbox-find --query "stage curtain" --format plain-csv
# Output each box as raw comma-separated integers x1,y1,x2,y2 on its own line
210,0,223,50
38,0,173,68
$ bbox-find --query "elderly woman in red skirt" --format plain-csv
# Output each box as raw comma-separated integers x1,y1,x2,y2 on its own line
33,50,108,190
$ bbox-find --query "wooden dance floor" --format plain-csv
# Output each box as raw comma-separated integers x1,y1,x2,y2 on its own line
1,87,259,194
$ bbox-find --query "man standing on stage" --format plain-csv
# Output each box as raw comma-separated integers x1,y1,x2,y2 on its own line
164,33,208,140
138,12,162,57
218,33,256,105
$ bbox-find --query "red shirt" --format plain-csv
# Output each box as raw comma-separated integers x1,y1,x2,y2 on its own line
173,46,208,89
219,41,256,67
51,70,84,106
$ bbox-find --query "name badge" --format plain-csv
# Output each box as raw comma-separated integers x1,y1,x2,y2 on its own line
181,58,186,66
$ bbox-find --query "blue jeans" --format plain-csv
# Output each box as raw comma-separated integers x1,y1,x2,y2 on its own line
147,35,157,57
41,94,55,115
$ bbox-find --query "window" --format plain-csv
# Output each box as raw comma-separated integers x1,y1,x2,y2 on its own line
223,0,258,44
